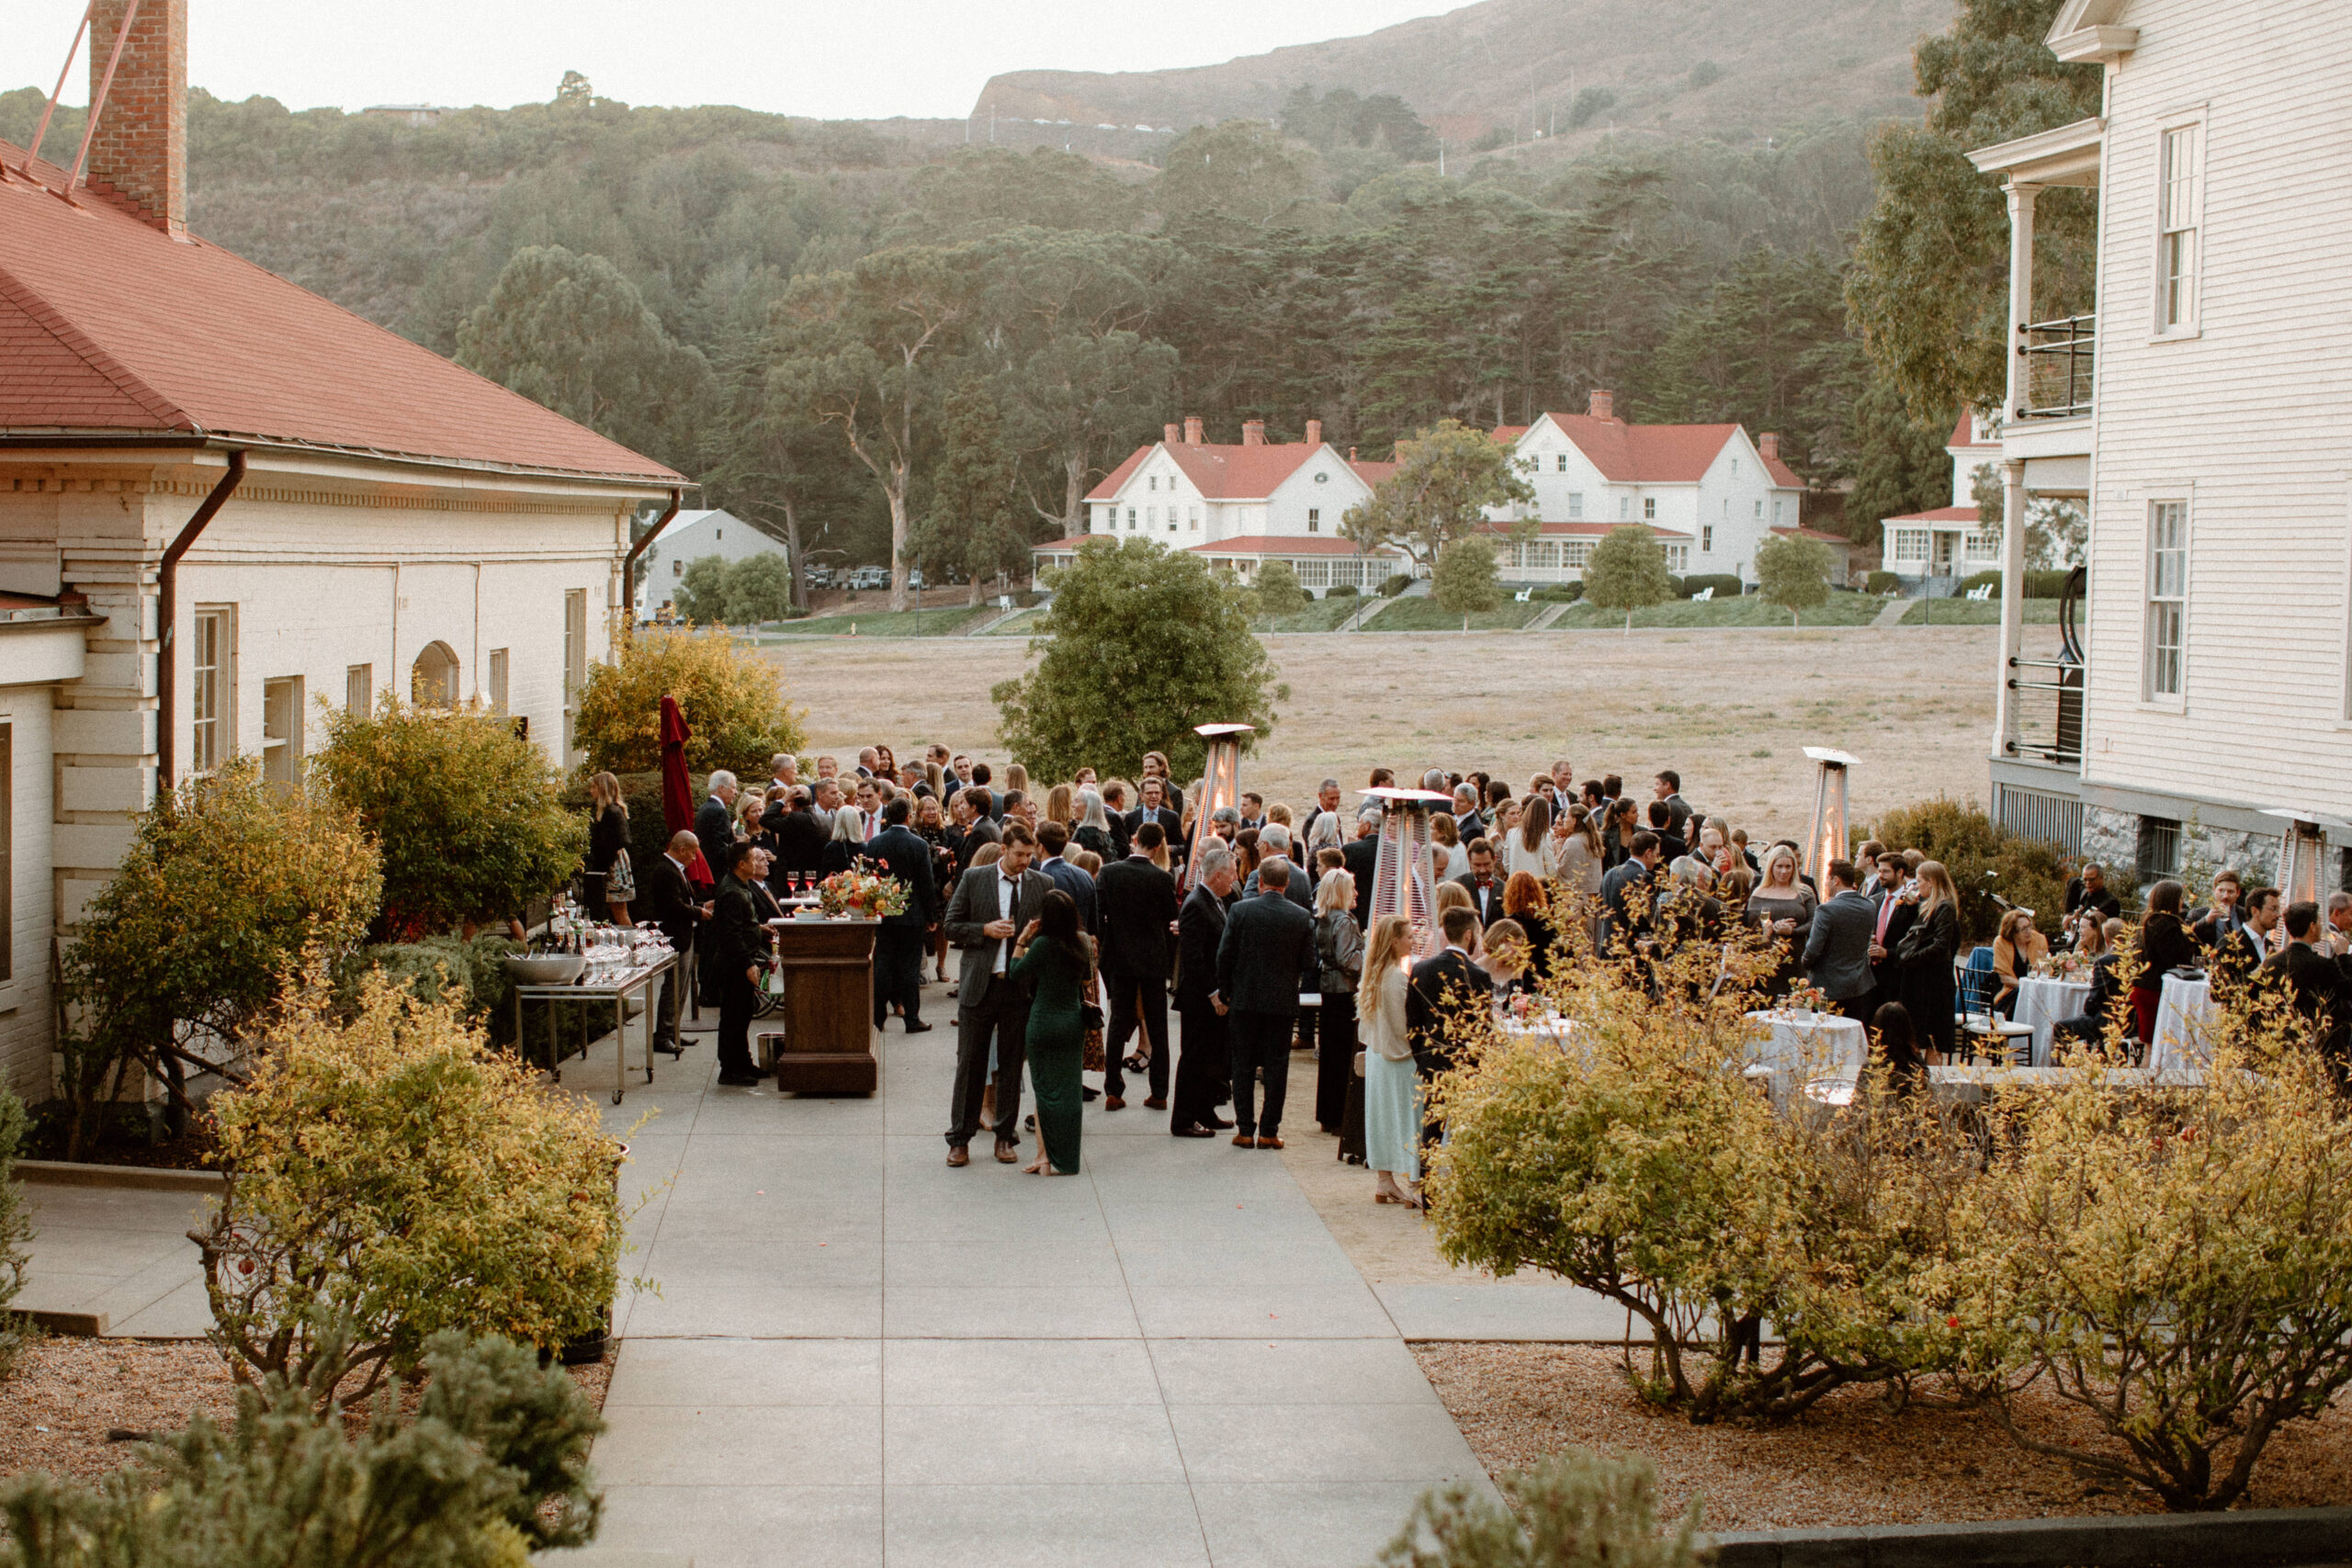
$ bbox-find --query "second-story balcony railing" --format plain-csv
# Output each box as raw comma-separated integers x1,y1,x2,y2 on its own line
2018,313,2095,419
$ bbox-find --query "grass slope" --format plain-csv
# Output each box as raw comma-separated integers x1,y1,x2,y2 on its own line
1364,597,1544,633
1548,592,1884,630
1900,599,2064,626
756,606,991,638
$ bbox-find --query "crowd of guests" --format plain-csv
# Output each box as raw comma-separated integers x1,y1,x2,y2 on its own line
574,745,2351,1199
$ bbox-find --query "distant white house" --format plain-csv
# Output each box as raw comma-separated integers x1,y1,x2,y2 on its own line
1034,418,1410,594
1487,390,1810,583
1877,412,2005,583
633,510,788,617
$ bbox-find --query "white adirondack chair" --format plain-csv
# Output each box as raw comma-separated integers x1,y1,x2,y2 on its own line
1691,586,1714,603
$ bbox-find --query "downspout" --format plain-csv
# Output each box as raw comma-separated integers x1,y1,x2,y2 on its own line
621,488,685,626
156,449,245,790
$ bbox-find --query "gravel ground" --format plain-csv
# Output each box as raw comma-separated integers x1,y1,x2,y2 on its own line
0,1338,615,1485
1414,1343,2352,1529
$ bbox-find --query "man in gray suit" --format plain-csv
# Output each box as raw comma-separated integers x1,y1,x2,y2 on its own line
1215,855,1317,1149
1802,859,1879,1021
942,822,1053,1166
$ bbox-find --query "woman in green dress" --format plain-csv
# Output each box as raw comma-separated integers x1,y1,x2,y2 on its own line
1008,889,1093,1176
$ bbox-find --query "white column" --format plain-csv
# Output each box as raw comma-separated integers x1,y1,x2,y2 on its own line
2003,182,2041,419
1993,457,2030,759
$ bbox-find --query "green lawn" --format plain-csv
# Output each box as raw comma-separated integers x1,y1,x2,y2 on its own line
1545,590,1886,630
1362,596,1546,633
1251,597,1370,634
982,608,1048,637
1899,597,2065,626
755,606,991,638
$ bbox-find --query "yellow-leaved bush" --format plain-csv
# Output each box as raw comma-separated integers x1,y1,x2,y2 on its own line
571,624,804,779
194,975,627,1411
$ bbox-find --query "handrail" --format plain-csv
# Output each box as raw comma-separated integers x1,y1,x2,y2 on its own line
2016,314,2095,420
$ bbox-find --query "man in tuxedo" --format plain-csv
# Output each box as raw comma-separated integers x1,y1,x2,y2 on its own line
1301,778,1344,842
1215,855,1317,1149
1140,751,1185,818
1098,820,1180,1111
942,822,1052,1166
1171,845,1238,1136
1408,905,1493,1144
1548,760,1577,815
709,840,769,1086
1863,850,1917,1015
1342,810,1380,930
1100,781,1133,862
2212,886,2282,990
866,797,938,1033
969,761,1002,819
1599,831,1663,955
1803,860,1879,1021
1125,775,1182,857
1450,839,1505,924
1645,800,1689,865
695,772,740,863
2261,902,2352,1073
1035,821,1100,934
763,787,828,884
638,829,709,1055
951,787,1001,879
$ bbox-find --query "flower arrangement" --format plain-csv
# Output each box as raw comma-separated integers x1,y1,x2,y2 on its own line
1781,982,1831,1015
2032,953,2089,981
818,868,909,919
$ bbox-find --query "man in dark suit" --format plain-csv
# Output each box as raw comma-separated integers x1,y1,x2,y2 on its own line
694,772,740,868
1646,800,1689,865
1408,905,1493,1145
1865,851,1917,1017
951,787,1001,879
1342,813,1380,931
763,788,828,885
1449,838,1505,924
1099,821,1180,1111
1100,782,1134,862
1215,854,1317,1149
1125,776,1182,862
1034,820,1100,935
2261,902,2352,1076
1599,831,1663,956
1802,859,1879,1021
866,797,938,1033
637,829,709,1055
2065,863,2121,923
941,822,1053,1166
709,839,769,1086
2212,886,2282,992
1171,844,1238,1136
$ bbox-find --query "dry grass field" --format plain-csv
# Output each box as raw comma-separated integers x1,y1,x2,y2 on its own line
765,625,2001,843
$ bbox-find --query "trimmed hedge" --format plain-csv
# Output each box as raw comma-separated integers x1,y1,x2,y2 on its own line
1958,569,2076,598
1681,573,1744,600
1532,581,1585,603
1325,582,1360,597
1865,570,1903,594
1379,572,1415,598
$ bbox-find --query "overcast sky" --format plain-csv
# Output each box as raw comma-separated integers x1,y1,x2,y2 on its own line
15,1,1453,120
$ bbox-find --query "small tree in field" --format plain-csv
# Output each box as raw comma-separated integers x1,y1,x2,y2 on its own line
1756,534,1835,626
993,537,1284,783
1431,536,1502,632
1249,559,1310,618
1581,525,1674,632
1341,419,1536,570
572,624,805,778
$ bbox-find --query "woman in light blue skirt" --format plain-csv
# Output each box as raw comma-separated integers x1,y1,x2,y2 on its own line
1358,914,1422,1205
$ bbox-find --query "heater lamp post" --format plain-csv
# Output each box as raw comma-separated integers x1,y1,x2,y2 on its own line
2260,809,2346,908
1362,787,1454,956
1182,723,1253,890
1802,747,1860,884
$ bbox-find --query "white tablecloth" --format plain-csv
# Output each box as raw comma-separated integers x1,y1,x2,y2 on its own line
1744,1010,1867,1077
2014,976,2092,1066
2148,974,2214,1072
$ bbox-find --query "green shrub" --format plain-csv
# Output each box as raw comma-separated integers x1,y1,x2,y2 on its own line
1680,573,1743,600
194,977,627,1410
58,759,381,1155
571,624,804,779
0,1087,29,1378
315,698,582,940
1956,569,2075,598
1379,1448,1707,1568
1865,570,1903,594
1325,582,1360,598
1532,581,1584,603
0,1326,604,1566
1871,796,2070,942
1249,559,1311,616
352,932,523,1047
1380,572,1415,597
1012,588,1046,608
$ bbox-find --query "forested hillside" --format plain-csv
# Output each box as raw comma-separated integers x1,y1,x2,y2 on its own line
0,65,1962,581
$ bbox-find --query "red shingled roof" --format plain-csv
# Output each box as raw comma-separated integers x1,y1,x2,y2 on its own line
0,144,679,484
1189,535,1396,557
1883,505,1981,525
1478,520,1690,541
1087,439,1348,503
1770,525,1850,544
1949,412,1997,448
1540,413,1804,490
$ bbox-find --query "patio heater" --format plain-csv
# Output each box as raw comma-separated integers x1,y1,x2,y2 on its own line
2261,809,2346,908
1363,787,1453,956
1802,747,1861,883
1181,723,1253,890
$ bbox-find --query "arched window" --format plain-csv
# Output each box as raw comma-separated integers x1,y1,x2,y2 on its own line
412,640,460,707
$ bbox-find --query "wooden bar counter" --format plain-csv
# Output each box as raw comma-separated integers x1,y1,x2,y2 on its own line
763,916,879,1094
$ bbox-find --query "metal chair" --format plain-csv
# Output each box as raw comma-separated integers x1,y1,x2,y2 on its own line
1955,945,2032,1064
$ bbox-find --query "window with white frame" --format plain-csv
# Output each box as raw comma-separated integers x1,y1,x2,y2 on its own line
1702,525,1713,553
563,588,587,761
345,663,371,714
1127,508,1137,530
1148,475,1158,491
190,605,232,773
1618,495,1630,520
1667,545,1690,571
2145,501,2188,698
1773,499,1784,525
488,649,510,716
1642,497,1656,521
1893,530,1928,563
1753,500,1763,519
1306,508,1319,534
2159,122,2202,332
1295,559,1329,588
1967,527,2002,558
1564,540,1593,569
673,558,683,577
1555,453,1567,472
261,676,303,784
1567,492,1584,520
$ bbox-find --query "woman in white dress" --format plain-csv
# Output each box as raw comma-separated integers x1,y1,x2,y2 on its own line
1503,794,1561,881
1357,914,1422,1207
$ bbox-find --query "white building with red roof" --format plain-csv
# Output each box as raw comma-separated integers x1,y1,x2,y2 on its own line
1490,389,1807,582
1877,412,2004,583
1032,416,1409,594
0,2,682,1092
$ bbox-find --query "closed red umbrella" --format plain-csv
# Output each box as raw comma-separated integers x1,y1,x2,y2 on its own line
660,694,712,886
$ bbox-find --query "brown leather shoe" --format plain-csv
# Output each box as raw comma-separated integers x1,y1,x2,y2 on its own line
1255,1136,1284,1150
945,1145,969,1168
1103,1094,1125,1111
994,1138,1020,1164
1231,1134,1257,1148
1143,1096,1166,1110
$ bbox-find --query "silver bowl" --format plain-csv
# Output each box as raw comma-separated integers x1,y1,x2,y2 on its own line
503,953,586,985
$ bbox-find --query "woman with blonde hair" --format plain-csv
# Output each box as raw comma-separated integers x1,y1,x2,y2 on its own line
1312,868,1364,1134
585,771,634,924
1744,842,1815,998
1356,913,1422,1207
1555,803,1605,897
1894,859,1962,1062
1991,907,2049,1016
1430,812,1464,880
1433,879,1476,921
1003,761,1029,799
1045,782,1077,829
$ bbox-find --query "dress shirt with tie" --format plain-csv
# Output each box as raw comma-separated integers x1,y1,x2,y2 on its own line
994,866,1021,976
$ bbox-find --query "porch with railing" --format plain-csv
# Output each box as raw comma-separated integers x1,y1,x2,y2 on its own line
2018,313,2095,419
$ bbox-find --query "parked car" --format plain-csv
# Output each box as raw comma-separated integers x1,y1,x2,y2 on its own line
906,570,925,590
849,566,888,591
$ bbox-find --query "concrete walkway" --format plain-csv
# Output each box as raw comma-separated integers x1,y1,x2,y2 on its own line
571,976,1495,1568
17,1182,212,1337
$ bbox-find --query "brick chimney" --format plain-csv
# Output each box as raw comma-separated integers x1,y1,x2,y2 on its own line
1164,423,1182,446
85,0,188,236
1183,416,1204,446
1758,432,1781,461
1587,388,1615,421
1304,419,1323,447
1241,420,1266,446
